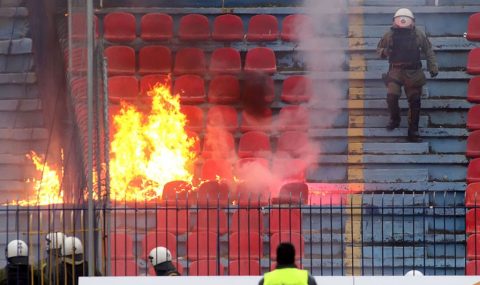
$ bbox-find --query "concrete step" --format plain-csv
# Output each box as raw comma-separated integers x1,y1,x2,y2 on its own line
0,128,48,140
349,142,429,154
308,99,472,110
348,168,429,183
349,87,429,99
0,0,25,7
0,111,44,128
320,154,467,164
309,128,468,138
0,38,31,54
0,54,33,72
0,16,28,40
349,115,429,128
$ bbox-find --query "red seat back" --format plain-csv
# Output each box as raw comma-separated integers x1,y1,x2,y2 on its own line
229,232,263,260
468,77,480,103
466,183,480,207
235,182,269,207
156,209,189,234
238,131,271,158
467,48,480,75
277,131,310,158
277,105,309,131
235,158,270,181
231,209,264,234
189,260,224,276
281,14,314,42
212,14,244,41
201,159,234,182
138,46,172,75
228,260,261,276
180,105,204,132
247,14,278,41
187,232,218,260
209,48,242,75
208,75,241,104
108,76,138,103
268,208,302,233
206,105,238,132
202,129,235,159
110,233,135,260
173,75,206,104
111,259,138,276
467,130,480,158
281,76,313,103
466,260,480,275
244,47,277,74
468,158,480,184
174,48,207,75
104,12,136,42
467,105,480,130
178,14,210,41
467,209,480,234
240,109,273,133
104,46,136,75
271,158,307,181
269,232,305,260
140,75,171,97
193,209,228,235
466,13,480,42
140,13,173,41
467,234,480,259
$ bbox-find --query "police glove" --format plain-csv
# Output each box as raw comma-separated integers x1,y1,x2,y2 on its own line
429,71,438,78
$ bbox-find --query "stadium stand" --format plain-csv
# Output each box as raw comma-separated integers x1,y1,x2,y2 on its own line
269,232,305,260
178,14,210,41
276,131,310,158
466,13,480,42
467,105,480,130
468,77,480,103
208,75,241,104
212,14,244,41
140,13,173,41
467,48,480,75
104,46,136,75
246,14,279,41
138,46,172,75
103,12,136,42
467,131,480,158
209,48,242,75
268,208,302,233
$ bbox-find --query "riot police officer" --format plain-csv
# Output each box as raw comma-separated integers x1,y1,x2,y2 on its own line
58,237,100,285
0,240,43,285
42,232,65,285
148,247,180,276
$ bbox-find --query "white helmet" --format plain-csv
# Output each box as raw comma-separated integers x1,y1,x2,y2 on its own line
61,237,84,265
45,232,65,250
405,270,424,276
6,240,28,259
393,8,415,28
148,247,172,266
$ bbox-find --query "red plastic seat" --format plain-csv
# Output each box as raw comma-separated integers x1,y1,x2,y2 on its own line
208,75,240,104
467,131,480,158
467,48,480,75
271,158,307,181
110,233,135,260
71,77,86,99
140,13,173,41
71,13,98,40
269,208,302,234
202,129,235,159
201,159,233,181
277,105,309,131
186,130,201,157
235,182,269,207
104,46,135,75
174,48,207,75
156,209,189,234
161,180,195,206
229,232,263,260
281,14,314,42
206,105,238,132
235,158,270,181
178,14,210,41
108,76,138,103
467,209,480,234
180,105,203,132
468,105,480,130
138,46,172,75
246,14,278,41
466,183,480,207
467,234,480,259
111,259,138,276
209,48,241,75
212,14,244,41
66,47,87,72
140,75,171,97
466,13,480,42
189,260,224,276
281,76,313,103
468,158,480,184
468,77,480,103
243,75,275,104
196,180,231,206
241,109,273,133
244,47,277,74
193,210,228,235
238,131,271,158
466,260,480,275
141,231,178,259
187,232,218,260
270,232,305,260
173,75,206,104
104,12,136,43
276,182,309,205
277,131,310,158
231,209,264,234
228,260,261,276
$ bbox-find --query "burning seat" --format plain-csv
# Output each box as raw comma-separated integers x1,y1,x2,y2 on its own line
206,105,238,132
466,183,480,207
189,260,225,276
228,260,261,276
277,105,310,131
174,48,207,75
173,74,206,104
108,76,138,103
467,131,480,158
212,14,244,41
468,105,480,130
140,74,171,97
180,105,204,132
281,75,313,103
208,75,241,104
244,47,277,74
467,48,480,75
466,13,480,42
281,14,314,42
186,231,218,260
200,159,234,182
104,46,136,75
138,46,172,75
140,13,173,41
209,47,242,75
178,14,210,41
468,77,480,103
104,12,136,43
269,232,305,260
246,14,278,41
238,131,272,158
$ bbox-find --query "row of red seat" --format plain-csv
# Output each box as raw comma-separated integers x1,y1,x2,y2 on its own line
111,230,304,262
467,48,480,75
101,12,312,43
101,46,277,76
466,13,480,42
104,74,311,104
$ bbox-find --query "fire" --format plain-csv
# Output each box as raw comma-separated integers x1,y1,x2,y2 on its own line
14,151,64,206
109,82,198,201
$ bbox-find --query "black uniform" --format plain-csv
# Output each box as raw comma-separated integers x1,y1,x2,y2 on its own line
58,261,101,285
0,264,45,285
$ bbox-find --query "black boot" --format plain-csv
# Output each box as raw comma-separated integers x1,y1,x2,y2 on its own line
386,93,400,130
407,94,422,142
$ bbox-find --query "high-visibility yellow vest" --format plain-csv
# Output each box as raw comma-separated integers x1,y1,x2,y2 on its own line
264,268,309,285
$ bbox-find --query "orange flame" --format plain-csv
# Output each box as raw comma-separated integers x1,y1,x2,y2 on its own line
14,151,64,206
109,82,198,201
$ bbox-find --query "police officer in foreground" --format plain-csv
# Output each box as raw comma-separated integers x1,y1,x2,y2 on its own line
58,237,100,285
259,243,316,285
377,8,438,142
0,240,44,285
43,232,65,285
148,247,180,276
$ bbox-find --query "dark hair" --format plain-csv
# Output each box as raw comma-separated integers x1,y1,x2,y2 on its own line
276,242,296,266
